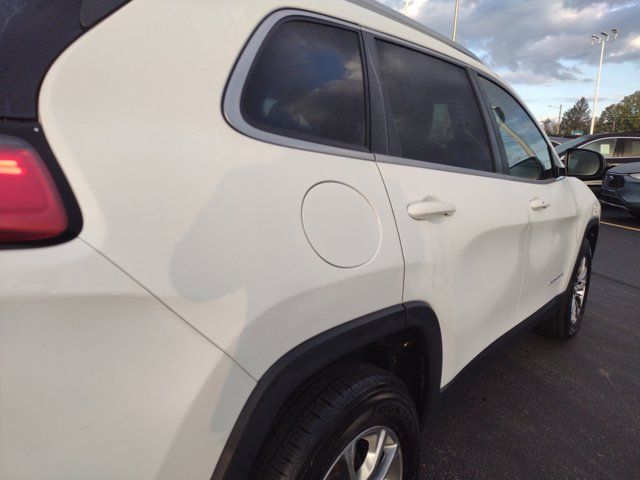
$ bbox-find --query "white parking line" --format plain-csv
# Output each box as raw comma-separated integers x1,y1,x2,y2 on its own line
601,221,640,233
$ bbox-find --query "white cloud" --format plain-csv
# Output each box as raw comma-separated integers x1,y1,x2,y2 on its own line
375,0,640,85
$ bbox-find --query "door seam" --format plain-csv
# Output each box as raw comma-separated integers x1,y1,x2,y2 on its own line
373,157,406,301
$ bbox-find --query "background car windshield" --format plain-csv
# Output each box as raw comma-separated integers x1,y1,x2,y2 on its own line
554,136,592,155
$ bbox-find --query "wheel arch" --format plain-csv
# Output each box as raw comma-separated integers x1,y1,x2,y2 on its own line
211,303,443,480
585,217,599,256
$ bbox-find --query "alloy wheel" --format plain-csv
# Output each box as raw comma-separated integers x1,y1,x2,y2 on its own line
323,426,403,480
570,256,588,325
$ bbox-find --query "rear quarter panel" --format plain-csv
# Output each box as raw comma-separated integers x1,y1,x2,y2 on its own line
0,240,254,479
38,0,406,381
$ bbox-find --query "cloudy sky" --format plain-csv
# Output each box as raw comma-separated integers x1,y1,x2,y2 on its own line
376,0,640,122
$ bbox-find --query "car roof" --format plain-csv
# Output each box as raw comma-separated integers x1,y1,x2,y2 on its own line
579,132,640,142
346,0,481,63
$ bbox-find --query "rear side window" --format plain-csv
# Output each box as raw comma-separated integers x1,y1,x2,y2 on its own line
621,138,640,158
375,40,494,172
241,20,366,149
479,78,553,180
583,138,617,158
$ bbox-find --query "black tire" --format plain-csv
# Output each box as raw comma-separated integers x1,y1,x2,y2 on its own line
535,238,592,340
253,362,420,480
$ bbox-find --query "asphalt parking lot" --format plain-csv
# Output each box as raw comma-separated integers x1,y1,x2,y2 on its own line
421,206,640,480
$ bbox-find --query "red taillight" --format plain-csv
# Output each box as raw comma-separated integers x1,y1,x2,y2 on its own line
0,143,67,242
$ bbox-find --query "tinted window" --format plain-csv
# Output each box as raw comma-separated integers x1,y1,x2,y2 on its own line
0,0,83,119
479,78,553,180
555,136,591,155
583,138,616,158
621,138,640,158
376,40,494,172
242,21,366,148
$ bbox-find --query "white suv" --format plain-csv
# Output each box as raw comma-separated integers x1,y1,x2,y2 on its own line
0,1,605,479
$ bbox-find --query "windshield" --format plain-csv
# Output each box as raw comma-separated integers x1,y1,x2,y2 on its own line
554,136,592,156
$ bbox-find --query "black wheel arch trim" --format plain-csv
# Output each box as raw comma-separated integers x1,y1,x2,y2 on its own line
584,217,600,256
210,302,443,480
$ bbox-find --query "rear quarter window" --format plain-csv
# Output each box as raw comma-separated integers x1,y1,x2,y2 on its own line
241,20,367,150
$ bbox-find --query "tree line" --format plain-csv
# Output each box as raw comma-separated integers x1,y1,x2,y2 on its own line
542,90,640,136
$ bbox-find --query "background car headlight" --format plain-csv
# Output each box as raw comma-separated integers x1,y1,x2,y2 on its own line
629,173,640,180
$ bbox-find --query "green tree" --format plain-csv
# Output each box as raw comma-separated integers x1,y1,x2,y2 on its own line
542,118,558,135
560,97,591,135
596,90,640,133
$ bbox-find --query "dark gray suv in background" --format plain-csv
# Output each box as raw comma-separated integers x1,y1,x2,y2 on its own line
555,133,640,193
601,162,640,218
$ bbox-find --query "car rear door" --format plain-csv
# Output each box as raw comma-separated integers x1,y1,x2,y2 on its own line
477,77,579,319
618,138,640,165
367,36,531,385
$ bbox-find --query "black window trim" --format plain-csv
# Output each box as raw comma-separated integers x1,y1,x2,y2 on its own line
223,9,375,161
466,69,505,174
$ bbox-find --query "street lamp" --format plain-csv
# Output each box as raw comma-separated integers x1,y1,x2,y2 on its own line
452,0,460,41
589,28,619,135
403,0,413,15
548,104,563,135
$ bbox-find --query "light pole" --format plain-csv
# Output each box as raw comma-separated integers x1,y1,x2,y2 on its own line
589,28,619,135
548,104,563,135
403,0,413,15
452,0,460,41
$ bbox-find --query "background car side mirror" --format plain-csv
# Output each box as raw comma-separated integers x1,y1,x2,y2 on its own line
565,148,605,180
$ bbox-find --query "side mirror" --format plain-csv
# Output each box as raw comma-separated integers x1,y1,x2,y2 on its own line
565,148,605,180
492,106,506,123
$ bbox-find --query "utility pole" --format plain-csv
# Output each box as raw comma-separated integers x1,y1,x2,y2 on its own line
548,104,563,135
589,28,619,134
452,0,460,41
403,0,413,15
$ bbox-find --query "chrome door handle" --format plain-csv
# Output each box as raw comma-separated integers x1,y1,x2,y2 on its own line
407,200,457,220
530,198,550,211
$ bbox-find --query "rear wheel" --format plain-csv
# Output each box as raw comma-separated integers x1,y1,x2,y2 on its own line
254,362,419,480
536,238,592,340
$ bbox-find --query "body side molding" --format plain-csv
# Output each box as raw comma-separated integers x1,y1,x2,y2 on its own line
585,217,600,255
440,293,563,404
